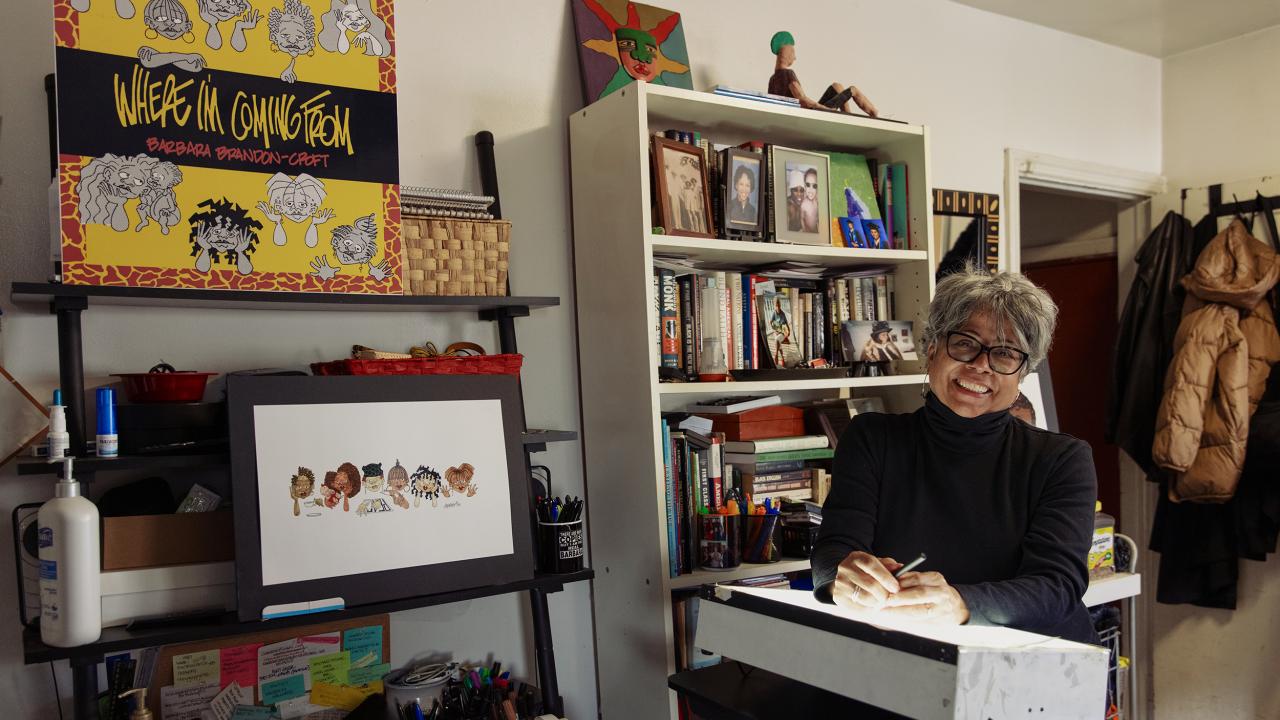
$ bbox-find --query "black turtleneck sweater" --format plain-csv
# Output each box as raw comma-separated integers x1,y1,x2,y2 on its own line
811,394,1099,644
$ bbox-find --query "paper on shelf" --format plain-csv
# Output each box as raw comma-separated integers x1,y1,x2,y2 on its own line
207,682,253,720
347,662,390,686
275,694,328,719
220,643,262,689
256,632,340,700
308,682,368,711
228,706,274,720
173,649,220,687
308,651,350,686
260,675,306,705
160,682,220,720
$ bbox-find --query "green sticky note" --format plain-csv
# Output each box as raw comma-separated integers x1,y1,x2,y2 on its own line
230,706,275,720
309,651,350,686
343,626,383,668
347,662,390,686
172,649,219,687
260,674,306,705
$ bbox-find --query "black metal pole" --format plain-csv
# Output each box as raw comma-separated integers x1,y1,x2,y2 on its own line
474,131,502,221
53,296,88,457
45,73,57,182
529,587,563,717
70,655,101,720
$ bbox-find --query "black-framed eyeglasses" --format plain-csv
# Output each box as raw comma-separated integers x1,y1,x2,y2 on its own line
945,331,1028,375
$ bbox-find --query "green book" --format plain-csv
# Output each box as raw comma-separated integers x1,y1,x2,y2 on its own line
723,448,835,463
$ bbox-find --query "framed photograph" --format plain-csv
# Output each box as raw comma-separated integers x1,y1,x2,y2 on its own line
770,147,830,246
652,137,714,238
756,291,802,369
722,148,764,233
861,219,890,249
840,320,920,362
228,374,532,621
1015,361,1060,432
837,217,866,248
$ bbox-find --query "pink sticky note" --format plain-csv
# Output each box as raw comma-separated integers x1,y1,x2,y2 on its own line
221,644,263,689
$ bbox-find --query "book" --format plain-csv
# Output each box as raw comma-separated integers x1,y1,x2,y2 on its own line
677,274,697,375
659,268,679,368
689,395,781,414
737,458,807,475
724,447,836,464
712,85,802,107
652,270,661,362
875,275,889,321
888,162,910,249
662,420,676,578
723,435,829,453
755,487,813,503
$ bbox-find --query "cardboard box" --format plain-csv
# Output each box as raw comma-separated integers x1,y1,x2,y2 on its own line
100,562,235,628
101,511,235,571
709,406,804,442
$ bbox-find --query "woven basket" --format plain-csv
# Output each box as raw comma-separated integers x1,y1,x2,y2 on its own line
401,217,510,296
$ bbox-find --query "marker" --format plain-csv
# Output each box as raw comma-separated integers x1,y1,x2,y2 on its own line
893,553,927,578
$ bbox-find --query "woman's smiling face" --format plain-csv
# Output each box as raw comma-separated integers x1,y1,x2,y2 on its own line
927,310,1023,418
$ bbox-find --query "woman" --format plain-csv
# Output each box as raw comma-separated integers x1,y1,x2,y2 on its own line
812,267,1097,643
727,164,758,226
860,320,904,362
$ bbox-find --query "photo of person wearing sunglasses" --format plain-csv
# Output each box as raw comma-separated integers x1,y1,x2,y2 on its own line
785,163,821,233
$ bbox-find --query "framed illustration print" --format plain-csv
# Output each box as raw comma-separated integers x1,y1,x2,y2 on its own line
770,147,831,246
722,148,764,233
652,137,714,238
228,374,532,621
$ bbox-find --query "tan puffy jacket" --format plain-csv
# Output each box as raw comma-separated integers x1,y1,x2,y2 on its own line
1152,219,1280,502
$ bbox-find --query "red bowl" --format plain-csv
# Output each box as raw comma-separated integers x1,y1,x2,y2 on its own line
112,372,217,403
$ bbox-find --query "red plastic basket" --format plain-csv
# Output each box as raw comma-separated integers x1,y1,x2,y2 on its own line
310,354,523,377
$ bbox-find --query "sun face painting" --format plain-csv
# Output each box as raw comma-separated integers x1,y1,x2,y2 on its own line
571,0,693,104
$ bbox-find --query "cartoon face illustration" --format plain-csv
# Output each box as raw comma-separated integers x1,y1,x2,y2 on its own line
197,0,246,22
331,215,378,264
361,462,384,493
269,0,316,57
148,161,183,192
112,159,155,200
144,0,194,39
444,463,477,497
264,173,325,222
337,3,369,31
201,221,247,252
615,27,658,82
289,466,315,516
187,198,262,274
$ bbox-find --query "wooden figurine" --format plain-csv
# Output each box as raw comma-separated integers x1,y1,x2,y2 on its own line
768,31,878,118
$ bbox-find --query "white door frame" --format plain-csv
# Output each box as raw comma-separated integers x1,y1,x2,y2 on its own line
1003,149,1166,271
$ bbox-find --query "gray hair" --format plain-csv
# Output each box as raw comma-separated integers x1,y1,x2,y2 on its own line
922,267,1058,375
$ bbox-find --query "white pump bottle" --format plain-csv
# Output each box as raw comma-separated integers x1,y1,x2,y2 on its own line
38,455,101,647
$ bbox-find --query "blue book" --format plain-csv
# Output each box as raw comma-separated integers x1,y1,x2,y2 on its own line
662,419,677,578
742,274,754,369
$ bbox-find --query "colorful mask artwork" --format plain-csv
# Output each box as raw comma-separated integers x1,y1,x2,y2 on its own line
54,0,401,293
297,459,475,516
570,0,692,104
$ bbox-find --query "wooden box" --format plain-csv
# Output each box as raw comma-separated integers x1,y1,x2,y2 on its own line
709,405,804,442
101,511,235,571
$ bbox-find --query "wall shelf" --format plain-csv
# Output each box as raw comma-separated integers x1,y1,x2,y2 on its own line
651,235,928,270
657,375,928,395
666,560,812,591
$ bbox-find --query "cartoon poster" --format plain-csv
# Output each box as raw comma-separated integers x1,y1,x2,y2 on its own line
254,399,513,586
54,0,401,293
571,0,693,105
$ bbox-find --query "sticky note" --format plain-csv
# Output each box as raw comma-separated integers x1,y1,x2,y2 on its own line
308,651,350,686
342,626,383,668
220,643,262,689
229,706,275,720
260,674,306,705
208,682,254,720
275,695,326,719
346,662,389,686
309,682,367,711
159,683,219,720
173,649,220,687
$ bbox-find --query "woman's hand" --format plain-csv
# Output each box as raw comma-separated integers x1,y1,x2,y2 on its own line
881,571,970,624
832,551,902,610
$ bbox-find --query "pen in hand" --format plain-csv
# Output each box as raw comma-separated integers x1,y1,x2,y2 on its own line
892,553,926,579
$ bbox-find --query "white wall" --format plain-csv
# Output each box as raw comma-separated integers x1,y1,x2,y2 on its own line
1163,25,1280,189
1150,25,1280,720
0,1,1162,717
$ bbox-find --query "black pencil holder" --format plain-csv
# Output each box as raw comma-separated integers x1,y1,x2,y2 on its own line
697,514,742,570
537,519,584,573
741,515,781,564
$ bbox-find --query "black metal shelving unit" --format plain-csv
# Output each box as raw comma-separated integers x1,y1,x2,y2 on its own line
13,131,589,720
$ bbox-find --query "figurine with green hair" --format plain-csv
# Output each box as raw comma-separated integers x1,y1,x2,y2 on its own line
768,31,878,118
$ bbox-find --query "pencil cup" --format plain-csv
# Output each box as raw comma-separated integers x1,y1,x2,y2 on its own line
537,519,584,573
741,515,781,564
697,514,742,570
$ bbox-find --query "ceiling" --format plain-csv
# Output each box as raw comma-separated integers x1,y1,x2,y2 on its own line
953,0,1280,58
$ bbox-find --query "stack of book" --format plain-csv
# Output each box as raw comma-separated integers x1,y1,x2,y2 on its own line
724,434,832,504
401,185,495,220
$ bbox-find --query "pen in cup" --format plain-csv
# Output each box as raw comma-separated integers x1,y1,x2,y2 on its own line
893,553,927,578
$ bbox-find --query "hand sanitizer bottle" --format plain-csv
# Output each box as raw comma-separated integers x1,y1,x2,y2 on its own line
38,456,101,647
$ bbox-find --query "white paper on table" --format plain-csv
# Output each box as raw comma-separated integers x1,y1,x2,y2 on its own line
207,682,254,720
160,682,220,720
257,633,341,701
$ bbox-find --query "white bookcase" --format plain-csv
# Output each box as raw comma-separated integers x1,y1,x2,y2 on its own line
569,83,935,719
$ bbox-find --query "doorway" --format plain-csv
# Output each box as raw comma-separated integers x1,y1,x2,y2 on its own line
1019,186,1132,523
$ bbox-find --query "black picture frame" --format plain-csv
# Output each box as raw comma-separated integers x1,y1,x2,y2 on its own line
227,374,533,622
722,147,764,233
932,188,1000,275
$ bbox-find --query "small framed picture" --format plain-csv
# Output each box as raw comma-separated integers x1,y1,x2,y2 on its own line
653,137,715,238
722,148,764,233
837,217,866,248
861,218,890,249
840,320,919,363
771,147,831,246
